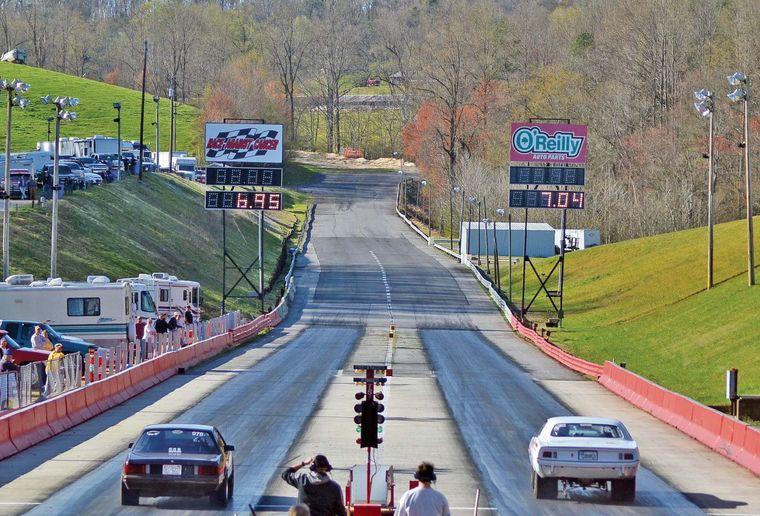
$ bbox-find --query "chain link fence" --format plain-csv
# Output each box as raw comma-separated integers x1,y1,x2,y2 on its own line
0,372,19,410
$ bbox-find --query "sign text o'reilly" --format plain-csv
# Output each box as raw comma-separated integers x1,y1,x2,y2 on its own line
510,122,588,165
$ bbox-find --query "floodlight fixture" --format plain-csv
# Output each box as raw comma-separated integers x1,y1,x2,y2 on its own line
153,95,159,103
453,186,461,193
496,208,506,217
693,89,712,101
420,179,427,186
397,170,403,175
10,79,29,93
113,102,121,109
11,96,28,108
693,100,711,117
0,79,8,89
727,88,747,103
40,94,51,104
727,72,747,86
67,97,80,107
468,195,477,203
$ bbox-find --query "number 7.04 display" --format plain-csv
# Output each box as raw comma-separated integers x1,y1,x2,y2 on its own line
509,189,585,210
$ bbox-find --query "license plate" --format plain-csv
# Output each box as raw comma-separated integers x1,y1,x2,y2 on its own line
162,464,182,475
579,450,598,461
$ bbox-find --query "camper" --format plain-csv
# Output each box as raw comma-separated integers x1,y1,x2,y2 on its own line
1,151,53,174
118,272,201,320
37,138,78,157
0,275,157,346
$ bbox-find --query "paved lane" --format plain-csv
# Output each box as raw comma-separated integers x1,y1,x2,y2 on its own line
423,329,701,515
26,326,359,515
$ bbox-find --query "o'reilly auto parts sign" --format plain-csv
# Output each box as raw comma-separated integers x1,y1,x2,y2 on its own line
204,123,284,165
510,122,588,165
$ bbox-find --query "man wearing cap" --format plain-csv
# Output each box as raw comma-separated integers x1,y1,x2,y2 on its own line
281,454,346,516
395,462,450,516
1,342,18,372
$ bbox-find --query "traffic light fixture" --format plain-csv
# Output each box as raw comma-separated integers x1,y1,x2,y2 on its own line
353,365,388,449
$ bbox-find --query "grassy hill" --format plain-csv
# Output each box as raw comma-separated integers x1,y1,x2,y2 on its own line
501,218,760,405
4,169,314,318
0,62,199,153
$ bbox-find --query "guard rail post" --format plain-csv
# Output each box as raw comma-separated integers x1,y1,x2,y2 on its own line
88,348,95,383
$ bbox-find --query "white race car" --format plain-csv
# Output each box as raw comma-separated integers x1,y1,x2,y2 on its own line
529,416,639,502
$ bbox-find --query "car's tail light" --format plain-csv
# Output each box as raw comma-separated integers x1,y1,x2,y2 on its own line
198,464,224,476
541,450,557,459
123,462,146,475
619,452,635,460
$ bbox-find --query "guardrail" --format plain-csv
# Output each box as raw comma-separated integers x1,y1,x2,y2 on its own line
395,187,760,477
0,204,315,461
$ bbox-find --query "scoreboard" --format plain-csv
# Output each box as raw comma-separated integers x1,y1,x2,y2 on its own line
509,189,585,210
205,167,283,187
509,166,585,186
205,191,282,211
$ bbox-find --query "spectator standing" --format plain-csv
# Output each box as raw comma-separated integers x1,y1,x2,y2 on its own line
135,317,147,360
155,314,169,334
281,455,346,516
394,463,450,516
145,317,156,351
167,312,179,332
19,176,28,200
1,349,19,372
31,326,53,351
184,305,194,325
0,340,13,369
28,175,37,207
43,343,66,397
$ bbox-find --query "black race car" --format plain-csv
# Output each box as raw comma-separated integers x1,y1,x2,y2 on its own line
121,424,235,507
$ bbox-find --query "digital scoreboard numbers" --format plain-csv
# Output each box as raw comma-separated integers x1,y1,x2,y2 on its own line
205,191,283,211
206,167,283,187
509,189,586,210
509,166,585,186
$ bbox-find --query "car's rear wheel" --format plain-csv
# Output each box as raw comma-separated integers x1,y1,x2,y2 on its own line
210,476,230,507
610,477,636,502
531,470,557,499
121,483,139,506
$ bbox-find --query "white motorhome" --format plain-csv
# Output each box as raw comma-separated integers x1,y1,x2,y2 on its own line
0,152,52,174
37,138,78,156
118,272,201,319
157,151,188,171
0,275,157,346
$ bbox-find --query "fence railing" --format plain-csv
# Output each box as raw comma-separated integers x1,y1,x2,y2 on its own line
10,311,240,409
0,372,19,411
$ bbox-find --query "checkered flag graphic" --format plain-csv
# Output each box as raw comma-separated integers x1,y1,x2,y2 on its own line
206,128,279,160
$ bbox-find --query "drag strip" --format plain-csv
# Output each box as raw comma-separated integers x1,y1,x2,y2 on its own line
26,326,360,516
422,328,702,515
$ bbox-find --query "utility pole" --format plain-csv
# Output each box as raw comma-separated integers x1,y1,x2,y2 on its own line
154,95,160,167
138,41,147,181
2,88,12,280
169,76,175,174
708,104,715,289
113,102,121,179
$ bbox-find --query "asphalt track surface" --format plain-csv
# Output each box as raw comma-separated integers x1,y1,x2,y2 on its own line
1,171,714,515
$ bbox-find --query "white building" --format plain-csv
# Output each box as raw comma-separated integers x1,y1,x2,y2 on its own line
460,222,556,262
555,229,601,251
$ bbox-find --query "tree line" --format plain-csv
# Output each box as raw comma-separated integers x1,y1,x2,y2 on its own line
2,0,759,242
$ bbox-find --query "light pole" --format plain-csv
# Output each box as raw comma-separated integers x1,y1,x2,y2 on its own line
397,169,404,213
421,179,431,240
467,196,477,263
727,72,755,286
483,217,491,274
41,95,78,279
153,95,160,169
169,77,175,173
453,186,463,253
694,88,715,289
113,102,121,179
1,78,30,280
476,198,482,265
495,208,505,292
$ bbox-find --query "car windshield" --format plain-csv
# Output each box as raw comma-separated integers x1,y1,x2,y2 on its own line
550,423,624,438
133,428,220,455
141,291,157,313
41,324,62,340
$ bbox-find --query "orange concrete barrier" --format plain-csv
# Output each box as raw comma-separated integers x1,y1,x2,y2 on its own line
8,403,54,451
44,395,73,434
65,387,96,425
598,361,760,476
0,416,18,460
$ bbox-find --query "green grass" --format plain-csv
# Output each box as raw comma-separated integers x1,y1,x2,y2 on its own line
0,62,200,153
5,172,311,318
297,109,403,159
500,217,760,405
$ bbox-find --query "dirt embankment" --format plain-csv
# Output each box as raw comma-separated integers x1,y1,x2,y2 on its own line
290,150,416,171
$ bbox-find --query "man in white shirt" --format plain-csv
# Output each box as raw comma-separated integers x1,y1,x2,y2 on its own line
395,462,451,516
31,326,52,350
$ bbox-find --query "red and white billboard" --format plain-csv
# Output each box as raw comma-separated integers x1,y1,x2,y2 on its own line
204,123,284,165
510,122,588,165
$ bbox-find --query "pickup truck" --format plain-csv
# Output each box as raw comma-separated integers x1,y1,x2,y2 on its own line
0,320,98,357
0,330,49,365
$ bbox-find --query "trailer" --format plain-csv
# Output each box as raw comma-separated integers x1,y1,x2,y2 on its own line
555,229,601,251
0,275,157,346
118,272,201,320
73,136,120,157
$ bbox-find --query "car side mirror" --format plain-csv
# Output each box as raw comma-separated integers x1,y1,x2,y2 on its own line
128,442,133,448
224,444,234,452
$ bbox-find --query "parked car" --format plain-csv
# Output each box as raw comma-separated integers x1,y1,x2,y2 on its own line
0,170,33,199
75,156,109,178
0,320,99,358
41,164,81,188
529,416,639,502
0,330,49,365
83,171,103,186
121,424,235,507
